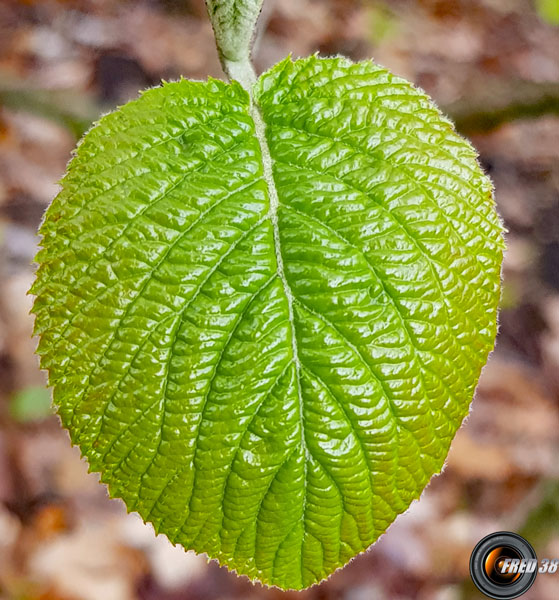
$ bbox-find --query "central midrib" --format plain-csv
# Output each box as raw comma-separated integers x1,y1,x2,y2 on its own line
248,93,310,507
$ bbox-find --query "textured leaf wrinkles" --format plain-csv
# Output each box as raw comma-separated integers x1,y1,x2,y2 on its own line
31,56,504,590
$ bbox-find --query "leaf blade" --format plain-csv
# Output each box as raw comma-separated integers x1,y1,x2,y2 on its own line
32,56,503,590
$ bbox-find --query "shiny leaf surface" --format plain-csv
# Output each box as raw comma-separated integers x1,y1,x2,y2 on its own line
31,56,504,590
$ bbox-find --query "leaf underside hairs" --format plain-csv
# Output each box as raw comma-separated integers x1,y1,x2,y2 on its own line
31,0,504,591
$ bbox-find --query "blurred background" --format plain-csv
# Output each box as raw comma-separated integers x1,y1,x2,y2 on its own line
0,0,558,599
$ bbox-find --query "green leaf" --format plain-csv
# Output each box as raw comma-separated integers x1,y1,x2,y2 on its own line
536,0,559,25
31,56,504,590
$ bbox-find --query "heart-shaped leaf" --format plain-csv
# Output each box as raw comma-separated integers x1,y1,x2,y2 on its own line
31,56,504,590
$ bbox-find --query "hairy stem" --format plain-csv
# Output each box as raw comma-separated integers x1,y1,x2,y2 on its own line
222,58,257,91
205,0,264,87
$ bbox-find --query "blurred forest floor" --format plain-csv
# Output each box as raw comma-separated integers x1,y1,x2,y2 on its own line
0,1,559,599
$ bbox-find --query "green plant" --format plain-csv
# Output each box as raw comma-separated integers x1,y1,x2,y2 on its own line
30,0,504,590
10,386,52,423
536,0,559,25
